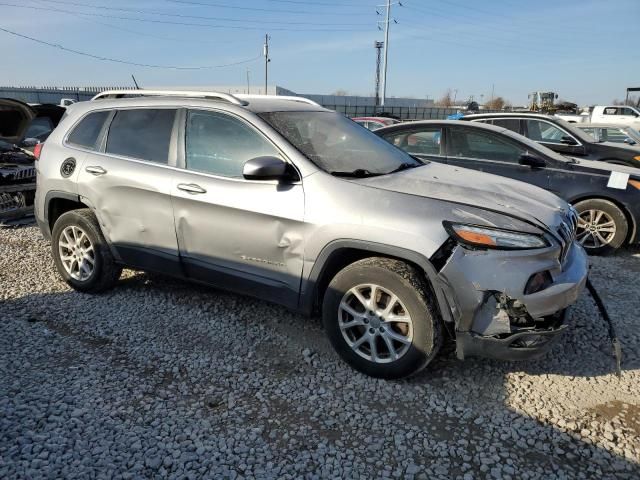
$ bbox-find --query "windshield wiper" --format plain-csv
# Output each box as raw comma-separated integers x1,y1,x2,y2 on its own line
385,162,423,174
330,169,383,178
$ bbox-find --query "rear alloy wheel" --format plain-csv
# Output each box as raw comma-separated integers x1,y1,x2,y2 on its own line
323,257,442,379
574,199,628,255
52,209,122,292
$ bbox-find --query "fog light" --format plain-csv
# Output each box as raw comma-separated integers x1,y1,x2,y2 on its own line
524,271,553,294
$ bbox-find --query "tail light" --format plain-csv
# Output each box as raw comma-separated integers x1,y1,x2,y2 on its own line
33,142,43,160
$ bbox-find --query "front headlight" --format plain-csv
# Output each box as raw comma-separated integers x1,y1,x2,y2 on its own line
443,222,550,250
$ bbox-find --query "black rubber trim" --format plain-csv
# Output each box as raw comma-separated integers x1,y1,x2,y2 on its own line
298,239,450,322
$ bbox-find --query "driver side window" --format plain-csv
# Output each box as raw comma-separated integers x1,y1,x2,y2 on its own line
186,110,280,178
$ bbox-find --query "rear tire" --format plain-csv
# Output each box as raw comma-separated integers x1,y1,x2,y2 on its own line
574,199,628,255
51,209,122,292
322,257,442,379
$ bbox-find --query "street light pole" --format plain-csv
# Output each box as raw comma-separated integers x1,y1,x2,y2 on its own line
380,0,391,107
263,34,270,95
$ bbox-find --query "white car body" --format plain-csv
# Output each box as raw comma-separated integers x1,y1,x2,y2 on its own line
590,105,640,129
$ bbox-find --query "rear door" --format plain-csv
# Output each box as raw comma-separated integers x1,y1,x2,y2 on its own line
170,108,306,308
76,107,181,275
445,125,552,190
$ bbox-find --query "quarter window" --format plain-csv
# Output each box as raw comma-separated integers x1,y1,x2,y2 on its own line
448,129,524,162
106,109,176,164
604,107,618,115
491,118,520,133
185,110,280,178
383,128,443,156
67,110,110,150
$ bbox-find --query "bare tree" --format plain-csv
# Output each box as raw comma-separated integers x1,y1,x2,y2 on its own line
613,97,638,105
435,89,454,107
484,96,506,110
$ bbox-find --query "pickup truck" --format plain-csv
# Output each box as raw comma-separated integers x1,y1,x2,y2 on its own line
556,105,640,128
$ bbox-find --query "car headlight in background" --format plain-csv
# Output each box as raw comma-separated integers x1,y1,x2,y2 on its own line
443,222,550,250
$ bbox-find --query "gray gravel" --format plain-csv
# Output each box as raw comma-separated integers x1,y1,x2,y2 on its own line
1,225,639,479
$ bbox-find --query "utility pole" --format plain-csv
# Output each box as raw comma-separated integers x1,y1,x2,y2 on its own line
246,69,250,94
453,89,458,105
490,83,495,107
374,41,384,107
381,0,391,107
263,34,270,95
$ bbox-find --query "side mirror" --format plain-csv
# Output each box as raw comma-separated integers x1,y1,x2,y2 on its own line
560,136,578,146
623,137,636,145
519,153,546,169
243,156,292,181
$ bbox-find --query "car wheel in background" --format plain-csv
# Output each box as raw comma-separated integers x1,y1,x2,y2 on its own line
51,209,122,292
322,257,442,379
574,199,628,255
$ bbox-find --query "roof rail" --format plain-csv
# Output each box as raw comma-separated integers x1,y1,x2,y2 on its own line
91,89,248,106
236,94,321,107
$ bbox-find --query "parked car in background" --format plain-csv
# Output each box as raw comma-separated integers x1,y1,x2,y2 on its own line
590,105,640,129
462,113,640,168
35,90,588,379
577,123,640,147
352,116,401,130
376,120,640,254
0,98,65,221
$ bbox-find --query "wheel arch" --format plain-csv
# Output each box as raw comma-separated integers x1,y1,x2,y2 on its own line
569,194,637,243
299,240,451,323
45,191,91,232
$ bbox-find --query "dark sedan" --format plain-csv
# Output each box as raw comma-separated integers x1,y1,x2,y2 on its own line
376,120,640,254
460,113,640,168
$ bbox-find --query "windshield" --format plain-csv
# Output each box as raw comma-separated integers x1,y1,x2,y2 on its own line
259,111,421,175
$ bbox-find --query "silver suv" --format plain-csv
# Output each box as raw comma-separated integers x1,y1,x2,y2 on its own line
35,90,588,379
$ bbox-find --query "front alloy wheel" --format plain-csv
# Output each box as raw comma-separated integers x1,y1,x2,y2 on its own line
573,199,628,255
323,257,442,379
339,284,413,363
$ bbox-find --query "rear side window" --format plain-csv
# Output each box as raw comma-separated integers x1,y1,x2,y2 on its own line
67,111,110,150
106,109,176,164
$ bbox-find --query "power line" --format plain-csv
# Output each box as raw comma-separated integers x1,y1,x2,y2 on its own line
264,0,371,6
29,0,238,45
0,3,368,31
166,0,365,16
0,26,262,69
33,0,372,26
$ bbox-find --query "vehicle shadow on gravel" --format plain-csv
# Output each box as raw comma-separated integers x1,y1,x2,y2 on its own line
1,227,638,478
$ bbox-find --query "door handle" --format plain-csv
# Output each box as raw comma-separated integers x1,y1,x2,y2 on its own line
85,166,107,176
177,183,207,194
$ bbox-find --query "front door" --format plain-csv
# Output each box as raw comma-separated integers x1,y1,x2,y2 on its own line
522,118,585,156
445,126,552,190
77,107,181,275
171,109,306,308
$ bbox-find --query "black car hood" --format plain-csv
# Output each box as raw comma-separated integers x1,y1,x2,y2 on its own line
359,162,569,231
569,157,640,177
0,98,35,145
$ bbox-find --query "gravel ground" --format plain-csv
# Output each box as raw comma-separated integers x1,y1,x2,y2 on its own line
1,225,639,479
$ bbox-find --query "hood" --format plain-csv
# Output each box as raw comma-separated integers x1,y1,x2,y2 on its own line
570,157,640,177
358,162,570,232
0,98,36,145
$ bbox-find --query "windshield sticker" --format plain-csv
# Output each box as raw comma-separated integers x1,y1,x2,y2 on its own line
607,171,629,190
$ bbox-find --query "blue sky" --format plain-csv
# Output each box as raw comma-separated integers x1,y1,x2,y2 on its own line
1,0,639,105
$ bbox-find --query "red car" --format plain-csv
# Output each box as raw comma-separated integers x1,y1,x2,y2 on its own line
352,116,401,131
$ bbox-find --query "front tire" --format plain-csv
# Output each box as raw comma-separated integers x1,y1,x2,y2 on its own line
322,257,442,379
51,209,122,292
574,199,628,255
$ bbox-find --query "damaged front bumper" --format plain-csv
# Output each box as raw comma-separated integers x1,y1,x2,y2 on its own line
436,240,588,361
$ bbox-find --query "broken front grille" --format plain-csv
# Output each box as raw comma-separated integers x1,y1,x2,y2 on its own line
557,210,578,264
